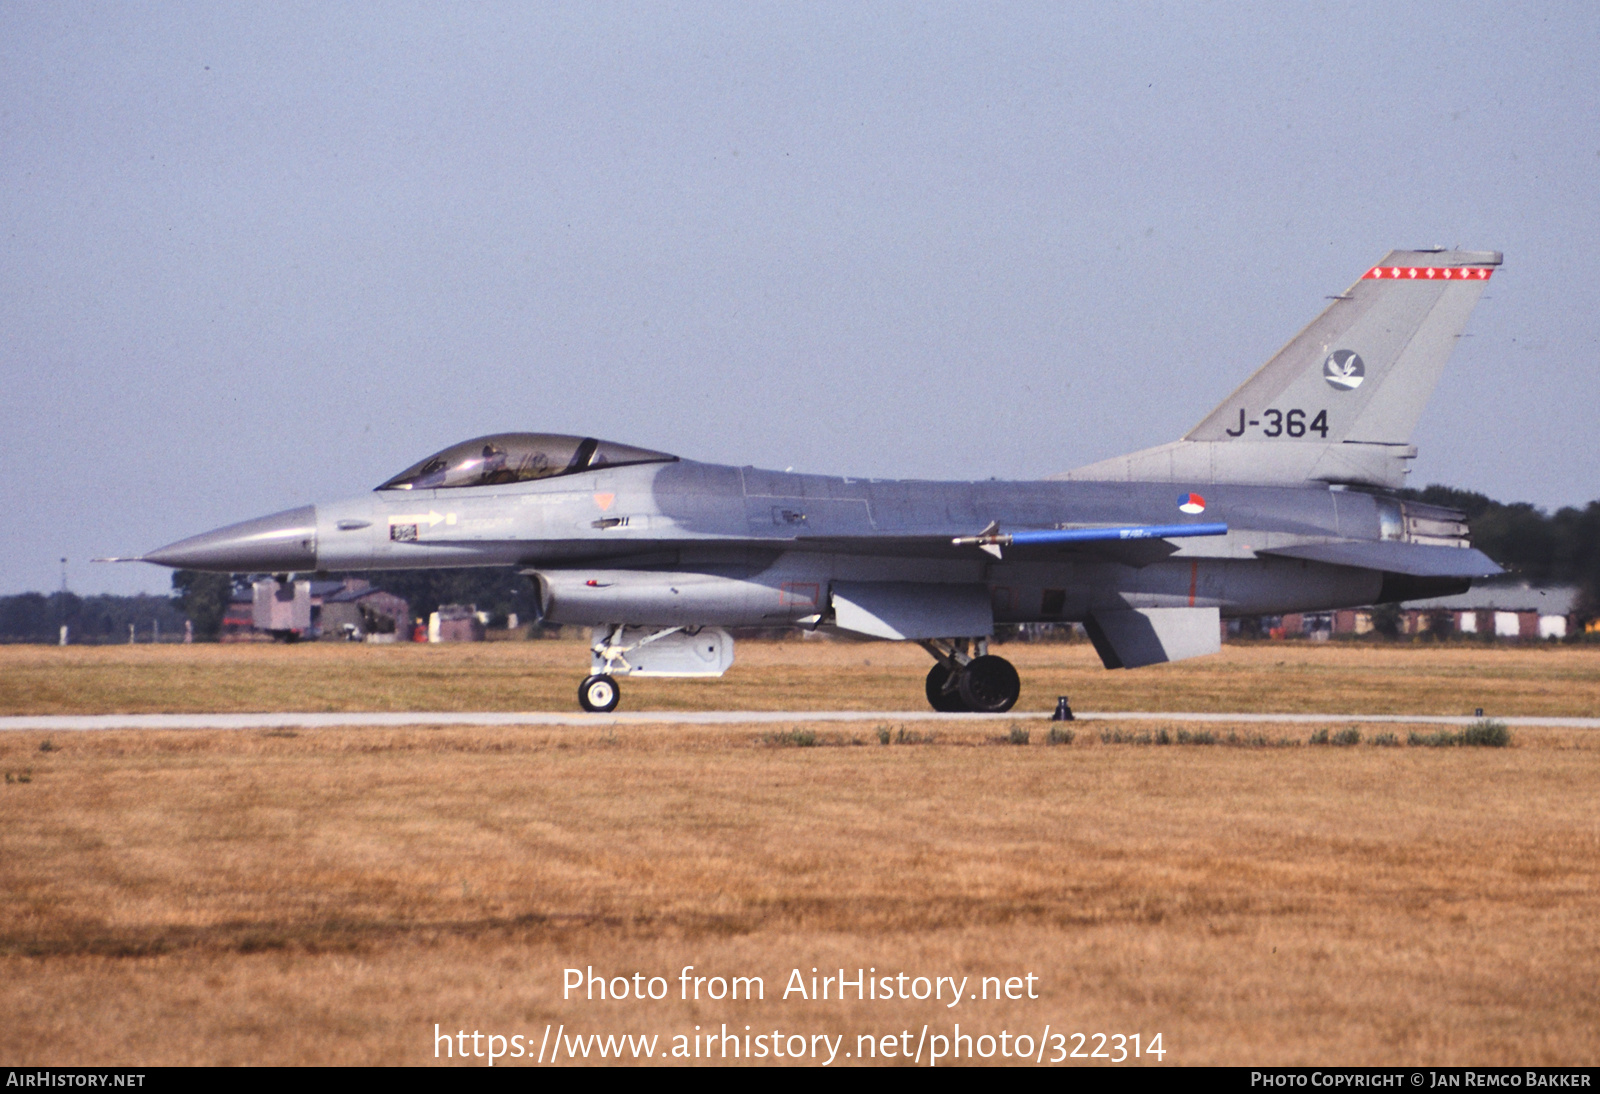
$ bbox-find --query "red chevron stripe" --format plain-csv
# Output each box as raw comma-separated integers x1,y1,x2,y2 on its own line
1362,266,1494,280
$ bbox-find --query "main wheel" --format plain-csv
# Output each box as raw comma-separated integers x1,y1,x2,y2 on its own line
578,673,621,713
958,655,1020,713
925,663,969,712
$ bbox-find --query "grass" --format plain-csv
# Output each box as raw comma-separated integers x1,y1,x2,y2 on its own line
2,718,1598,1065
1463,719,1514,747
2,640,1597,717
0,643,1596,1065
761,728,817,748
1309,727,1370,746
1408,720,1514,749
1097,728,1279,747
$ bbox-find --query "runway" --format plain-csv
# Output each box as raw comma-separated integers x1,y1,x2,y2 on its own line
3,710,1597,731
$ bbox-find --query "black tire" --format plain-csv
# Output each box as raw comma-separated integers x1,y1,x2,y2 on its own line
958,655,1020,713
925,663,969,712
578,673,621,713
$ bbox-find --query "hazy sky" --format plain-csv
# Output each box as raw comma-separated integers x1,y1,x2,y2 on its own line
4,2,1597,595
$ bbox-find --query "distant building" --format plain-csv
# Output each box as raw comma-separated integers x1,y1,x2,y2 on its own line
220,587,266,641
317,579,411,642
1401,584,1579,640
222,577,409,642
1231,583,1580,642
254,578,312,637
1330,610,1374,636
428,603,487,643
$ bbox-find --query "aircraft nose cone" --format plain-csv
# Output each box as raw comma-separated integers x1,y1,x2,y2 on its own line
143,505,318,572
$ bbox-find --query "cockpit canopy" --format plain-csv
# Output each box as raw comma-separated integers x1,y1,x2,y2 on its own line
377,433,677,491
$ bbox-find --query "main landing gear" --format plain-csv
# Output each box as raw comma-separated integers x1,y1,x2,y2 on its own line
919,638,1020,713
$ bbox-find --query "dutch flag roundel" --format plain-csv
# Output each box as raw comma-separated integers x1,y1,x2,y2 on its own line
1178,493,1206,515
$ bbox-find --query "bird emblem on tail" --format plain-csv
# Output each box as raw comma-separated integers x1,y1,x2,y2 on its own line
1323,349,1365,390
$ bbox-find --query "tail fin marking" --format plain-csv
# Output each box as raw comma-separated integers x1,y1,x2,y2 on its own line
1061,248,1500,489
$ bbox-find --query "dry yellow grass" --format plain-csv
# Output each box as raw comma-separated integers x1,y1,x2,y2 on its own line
1,638,1597,716
2,711,1598,1066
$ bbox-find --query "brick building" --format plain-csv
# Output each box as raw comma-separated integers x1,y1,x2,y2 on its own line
1400,584,1578,640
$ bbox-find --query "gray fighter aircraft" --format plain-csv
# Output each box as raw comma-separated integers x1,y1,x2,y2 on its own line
126,249,1504,713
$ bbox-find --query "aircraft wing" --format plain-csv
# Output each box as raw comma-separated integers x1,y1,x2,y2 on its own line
501,535,1175,567
498,522,1228,568
804,521,1227,556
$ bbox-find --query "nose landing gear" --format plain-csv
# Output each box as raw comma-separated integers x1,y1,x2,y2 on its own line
578,673,620,713
919,638,1020,713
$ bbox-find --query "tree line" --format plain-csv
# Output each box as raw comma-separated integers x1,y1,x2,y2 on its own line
1399,486,1600,616
0,592,190,643
3,485,1598,641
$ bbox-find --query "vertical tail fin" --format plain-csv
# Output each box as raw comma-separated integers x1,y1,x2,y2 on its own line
1062,249,1501,489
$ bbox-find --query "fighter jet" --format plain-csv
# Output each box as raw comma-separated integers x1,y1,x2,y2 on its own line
127,248,1504,713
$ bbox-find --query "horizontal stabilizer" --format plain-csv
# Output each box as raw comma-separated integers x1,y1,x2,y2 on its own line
1084,607,1221,669
831,582,993,640
1259,541,1502,578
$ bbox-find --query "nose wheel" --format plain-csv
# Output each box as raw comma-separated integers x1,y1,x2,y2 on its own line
578,673,621,713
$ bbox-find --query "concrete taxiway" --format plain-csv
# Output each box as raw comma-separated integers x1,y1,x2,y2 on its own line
2,711,1596,731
